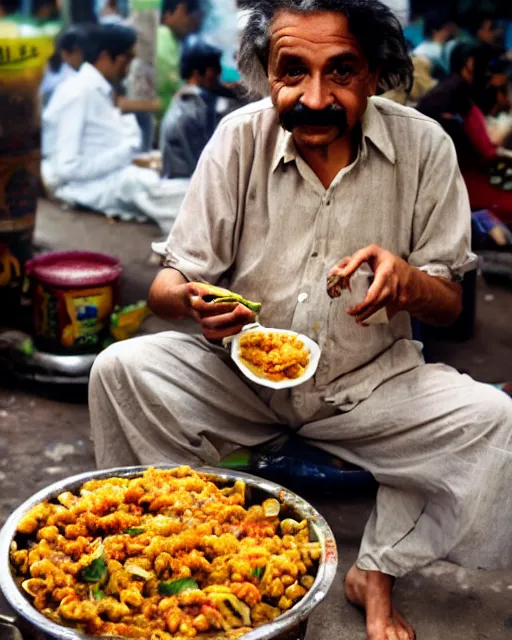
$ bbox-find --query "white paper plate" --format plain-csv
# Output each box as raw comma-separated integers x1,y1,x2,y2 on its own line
225,324,321,389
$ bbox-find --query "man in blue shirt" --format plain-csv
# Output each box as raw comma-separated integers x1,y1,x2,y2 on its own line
159,39,226,178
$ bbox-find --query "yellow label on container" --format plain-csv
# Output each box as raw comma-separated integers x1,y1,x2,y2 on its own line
0,243,21,287
62,287,113,348
0,37,54,72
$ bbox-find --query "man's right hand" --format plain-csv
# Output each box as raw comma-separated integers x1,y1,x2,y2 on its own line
185,282,256,342
148,270,256,340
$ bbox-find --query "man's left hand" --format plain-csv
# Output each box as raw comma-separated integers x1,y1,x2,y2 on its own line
328,244,414,324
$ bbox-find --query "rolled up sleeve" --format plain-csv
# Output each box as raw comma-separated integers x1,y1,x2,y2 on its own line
162,122,242,284
409,131,477,281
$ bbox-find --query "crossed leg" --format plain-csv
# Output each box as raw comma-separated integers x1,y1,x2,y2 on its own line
299,364,512,640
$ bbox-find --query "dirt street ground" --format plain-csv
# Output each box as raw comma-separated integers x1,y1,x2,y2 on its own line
1,200,511,639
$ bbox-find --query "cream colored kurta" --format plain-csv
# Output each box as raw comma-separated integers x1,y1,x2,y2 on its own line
162,97,475,416
90,97,512,577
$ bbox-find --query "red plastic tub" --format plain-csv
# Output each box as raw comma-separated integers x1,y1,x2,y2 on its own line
25,251,123,354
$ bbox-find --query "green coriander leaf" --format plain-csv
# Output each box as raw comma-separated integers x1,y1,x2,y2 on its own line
81,556,108,583
158,578,199,596
90,584,106,600
124,527,146,536
252,567,265,579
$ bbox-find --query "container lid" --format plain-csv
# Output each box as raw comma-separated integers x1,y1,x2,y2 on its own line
26,251,122,288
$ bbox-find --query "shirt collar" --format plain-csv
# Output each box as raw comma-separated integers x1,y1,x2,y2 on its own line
271,126,296,172
79,62,114,97
361,98,396,164
271,97,396,172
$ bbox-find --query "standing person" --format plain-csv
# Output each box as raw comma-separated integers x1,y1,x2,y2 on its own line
33,0,59,22
40,25,89,108
0,1,18,19
159,39,225,178
156,0,202,117
42,24,189,233
100,0,124,24
32,0,62,35
90,2,512,639
467,13,505,64
413,8,458,78
198,0,239,83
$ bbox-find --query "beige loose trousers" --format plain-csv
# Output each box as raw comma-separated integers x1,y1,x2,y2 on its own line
90,331,512,578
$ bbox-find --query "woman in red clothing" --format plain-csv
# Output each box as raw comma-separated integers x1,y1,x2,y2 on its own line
417,43,512,223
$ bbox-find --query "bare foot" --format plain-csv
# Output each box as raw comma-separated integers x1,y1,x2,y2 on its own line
344,564,415,640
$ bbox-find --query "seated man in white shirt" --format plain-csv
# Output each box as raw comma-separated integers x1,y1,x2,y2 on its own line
42,24,189,234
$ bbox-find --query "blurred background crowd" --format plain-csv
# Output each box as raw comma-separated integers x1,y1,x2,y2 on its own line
1,0,511,231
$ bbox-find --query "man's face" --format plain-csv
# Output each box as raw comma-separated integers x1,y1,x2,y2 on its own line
112,46,135,82
436,22,457,43
462,56,476,84
36,2,56,19
488,73,510,115
268,11,378,150
61,47,83,71
478,20,502,46
200,66,221,92
186,10,202,35
167,3,202,39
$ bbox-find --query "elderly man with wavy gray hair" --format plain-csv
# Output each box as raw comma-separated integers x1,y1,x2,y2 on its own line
89,1,512,638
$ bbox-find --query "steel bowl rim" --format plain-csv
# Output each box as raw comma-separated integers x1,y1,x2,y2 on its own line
0,465,338,640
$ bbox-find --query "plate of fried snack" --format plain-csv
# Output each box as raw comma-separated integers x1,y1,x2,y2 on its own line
195,286,320,389
0,465,337,640
225,324,321,390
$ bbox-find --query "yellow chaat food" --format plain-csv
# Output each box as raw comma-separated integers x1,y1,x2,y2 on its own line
10,467,321,639
239,332,310,382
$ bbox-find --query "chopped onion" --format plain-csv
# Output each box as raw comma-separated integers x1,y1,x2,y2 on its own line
22,578,46,597
124,563,153,580
280,518,302,535
89,540,104,561
262,499,280,517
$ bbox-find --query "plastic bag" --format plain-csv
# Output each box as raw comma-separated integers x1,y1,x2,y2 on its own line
105,301,151,345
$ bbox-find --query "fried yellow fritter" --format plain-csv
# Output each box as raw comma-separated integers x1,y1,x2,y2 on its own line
238,332,310,382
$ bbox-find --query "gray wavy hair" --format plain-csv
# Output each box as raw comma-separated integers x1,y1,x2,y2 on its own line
238,0,413,98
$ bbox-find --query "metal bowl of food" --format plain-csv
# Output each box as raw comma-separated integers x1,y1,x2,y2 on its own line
0,465,338,640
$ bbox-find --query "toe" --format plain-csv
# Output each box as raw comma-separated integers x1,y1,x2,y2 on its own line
385,625,400,640
367,624,386,640
395,612,415,640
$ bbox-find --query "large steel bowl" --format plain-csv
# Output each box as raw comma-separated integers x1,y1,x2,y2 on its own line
0,465,338,640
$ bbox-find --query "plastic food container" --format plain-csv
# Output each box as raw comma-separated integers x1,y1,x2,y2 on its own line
0,466,338,640
25,251,123,354
225,324,322,390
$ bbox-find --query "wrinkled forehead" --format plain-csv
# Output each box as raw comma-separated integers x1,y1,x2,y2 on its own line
269,10,364,62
